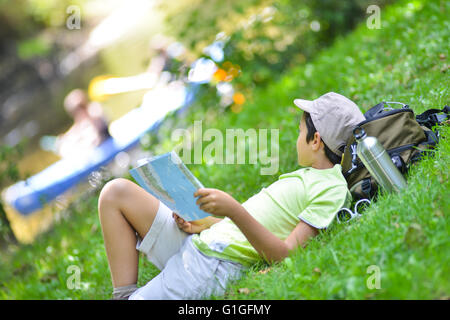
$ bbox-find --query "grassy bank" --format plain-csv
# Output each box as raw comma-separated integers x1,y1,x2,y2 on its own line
0,0,448,299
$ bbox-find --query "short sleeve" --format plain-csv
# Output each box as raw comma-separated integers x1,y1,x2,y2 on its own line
297,185,351,229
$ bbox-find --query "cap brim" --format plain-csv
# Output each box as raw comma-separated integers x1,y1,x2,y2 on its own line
293,99,314,113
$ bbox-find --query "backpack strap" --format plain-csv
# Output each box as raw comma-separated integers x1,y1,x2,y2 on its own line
409,129,439,163
361,178,373,199
416,106,449,130
364,101,409,119
364,102,386,119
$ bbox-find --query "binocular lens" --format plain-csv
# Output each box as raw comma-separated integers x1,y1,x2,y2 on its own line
337,208,353,222
355,199,371,214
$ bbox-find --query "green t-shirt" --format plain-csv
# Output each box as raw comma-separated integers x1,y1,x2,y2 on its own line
191,164,352,267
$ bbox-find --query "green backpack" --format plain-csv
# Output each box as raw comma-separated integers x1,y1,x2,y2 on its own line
341,102,449,200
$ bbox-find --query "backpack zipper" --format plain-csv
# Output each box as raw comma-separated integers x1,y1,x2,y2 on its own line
357,108,414,127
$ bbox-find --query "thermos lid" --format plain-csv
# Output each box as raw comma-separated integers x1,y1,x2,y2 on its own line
353,127,386,160
353,126,366,141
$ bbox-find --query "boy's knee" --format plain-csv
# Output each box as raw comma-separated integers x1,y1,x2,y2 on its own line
98,178,132,211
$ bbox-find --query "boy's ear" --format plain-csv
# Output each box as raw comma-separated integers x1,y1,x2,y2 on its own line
311,132,323,151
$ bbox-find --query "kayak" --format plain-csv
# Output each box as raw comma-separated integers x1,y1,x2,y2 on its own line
2,82,200,216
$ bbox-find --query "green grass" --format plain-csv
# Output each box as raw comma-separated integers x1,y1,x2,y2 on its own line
223,125,449,299
0,0,448,299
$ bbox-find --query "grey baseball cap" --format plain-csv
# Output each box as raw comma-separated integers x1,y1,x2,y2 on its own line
294,92,365,157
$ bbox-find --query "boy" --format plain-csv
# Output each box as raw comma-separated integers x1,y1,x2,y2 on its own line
97,92,365,300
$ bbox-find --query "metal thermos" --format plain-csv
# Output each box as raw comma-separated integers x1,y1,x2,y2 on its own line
353,127,407,193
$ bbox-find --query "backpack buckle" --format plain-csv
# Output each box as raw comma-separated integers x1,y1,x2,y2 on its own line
361,178,372,198
346,143,358,175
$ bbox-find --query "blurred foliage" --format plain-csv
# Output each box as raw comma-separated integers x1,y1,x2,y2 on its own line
0,0,87,40
0,141,26,190
0,0,89,63
0,140,26,244
157,0,395,87
16,36,52,60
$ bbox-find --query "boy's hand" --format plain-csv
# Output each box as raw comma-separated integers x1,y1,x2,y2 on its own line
194,188,240,218
172,213,206,234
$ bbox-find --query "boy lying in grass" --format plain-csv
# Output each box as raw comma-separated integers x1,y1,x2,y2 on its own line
98,92,365,300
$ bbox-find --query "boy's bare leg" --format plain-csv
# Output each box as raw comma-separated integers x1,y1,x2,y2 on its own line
98,178,160,288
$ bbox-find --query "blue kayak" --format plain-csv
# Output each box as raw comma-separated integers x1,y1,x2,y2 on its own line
2,82,200,216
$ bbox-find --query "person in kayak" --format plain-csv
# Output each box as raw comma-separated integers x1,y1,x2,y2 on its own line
55,89,110,158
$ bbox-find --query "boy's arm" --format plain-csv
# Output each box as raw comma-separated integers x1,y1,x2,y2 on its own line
224,201,318,263
195,188,318,263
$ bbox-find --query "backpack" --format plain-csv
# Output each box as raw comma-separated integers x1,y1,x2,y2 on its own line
341,101,449,200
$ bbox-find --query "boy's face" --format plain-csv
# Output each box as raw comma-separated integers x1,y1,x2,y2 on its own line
296,113,314,166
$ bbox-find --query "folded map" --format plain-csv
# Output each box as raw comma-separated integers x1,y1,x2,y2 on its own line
129,151,209,221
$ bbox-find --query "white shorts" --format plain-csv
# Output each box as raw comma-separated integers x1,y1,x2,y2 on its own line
130,201,245,300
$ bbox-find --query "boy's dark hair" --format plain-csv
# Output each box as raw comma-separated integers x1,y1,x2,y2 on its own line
303,112,342,165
